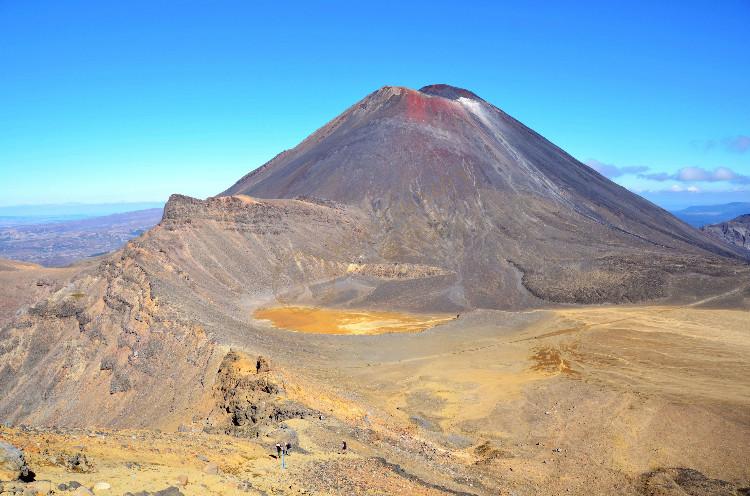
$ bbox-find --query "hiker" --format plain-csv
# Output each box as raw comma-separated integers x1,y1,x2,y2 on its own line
275,443,281,457
341,440,347,451
286,442,292,454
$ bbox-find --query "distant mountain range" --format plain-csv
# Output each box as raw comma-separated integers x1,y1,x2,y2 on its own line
671,202,750,228
0,207,163,266
0,202,164,227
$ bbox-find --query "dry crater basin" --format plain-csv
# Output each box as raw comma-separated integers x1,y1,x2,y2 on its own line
253,306,455,335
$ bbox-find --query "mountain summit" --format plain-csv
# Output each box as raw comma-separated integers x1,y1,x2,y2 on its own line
222,84,744,308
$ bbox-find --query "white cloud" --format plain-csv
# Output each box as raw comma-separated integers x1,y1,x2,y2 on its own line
640,166,750,184
667,184,699,193
584,159,648,178
713,167,738,181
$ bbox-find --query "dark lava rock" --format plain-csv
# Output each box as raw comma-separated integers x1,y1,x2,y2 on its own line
64,453,93,473
255,355,271,374
153,487,184,496
109,369,132,394
640,467,750,496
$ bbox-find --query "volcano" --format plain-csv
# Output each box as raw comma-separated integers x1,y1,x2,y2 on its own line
220,84,745,309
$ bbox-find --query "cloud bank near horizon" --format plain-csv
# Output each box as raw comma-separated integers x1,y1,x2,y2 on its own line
638,166,750,184
585,160,750,191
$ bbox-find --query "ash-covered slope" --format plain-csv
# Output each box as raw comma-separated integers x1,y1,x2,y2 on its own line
702,214,750,251
224,84,746,306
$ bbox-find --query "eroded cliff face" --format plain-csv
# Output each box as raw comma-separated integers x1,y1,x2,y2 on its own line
702,214,750,252
0,244,220,428
0,259,83,329
0,194,456,428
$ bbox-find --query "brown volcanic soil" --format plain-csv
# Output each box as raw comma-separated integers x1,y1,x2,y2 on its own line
2,304,749,495
0,258,88,327
254,306,454,335
0,85,749,494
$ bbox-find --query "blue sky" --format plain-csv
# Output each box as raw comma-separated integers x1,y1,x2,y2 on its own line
1,1,748,210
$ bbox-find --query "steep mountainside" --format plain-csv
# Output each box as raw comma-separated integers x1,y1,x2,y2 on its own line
702,214,750,251
225,84,746,307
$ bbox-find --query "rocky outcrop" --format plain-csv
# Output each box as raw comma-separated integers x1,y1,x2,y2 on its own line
702,214,750,252
0,246,221,429
513,254,740,304
639,467,750,495
0,258,82,329
204,351,314,438
345,262,450,280
0,441,32,482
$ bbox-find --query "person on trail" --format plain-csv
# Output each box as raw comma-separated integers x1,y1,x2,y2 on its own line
275,443,281,458
286,442,292,454
341,440,347,451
